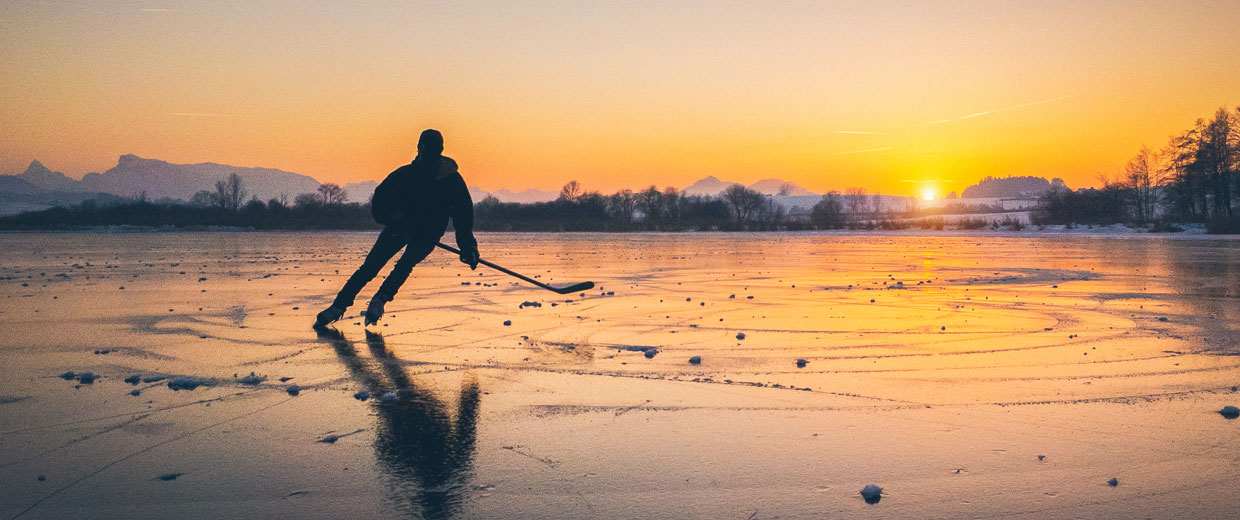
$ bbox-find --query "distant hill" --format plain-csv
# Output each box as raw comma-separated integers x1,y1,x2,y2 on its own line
680,175,816,197
16,161,84,192
341,181,379,203
0,163,120,215
0,175,44,195
748,178,815,196
486,188,559,204
682,176,740,197
78,154,322,202
962,176,1068,199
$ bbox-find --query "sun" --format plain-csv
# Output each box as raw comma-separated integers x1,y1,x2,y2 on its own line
922,188,936,201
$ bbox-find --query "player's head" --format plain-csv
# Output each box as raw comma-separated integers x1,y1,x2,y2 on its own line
418,129,444,157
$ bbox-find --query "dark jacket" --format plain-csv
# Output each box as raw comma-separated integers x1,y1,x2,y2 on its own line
370,155,476,249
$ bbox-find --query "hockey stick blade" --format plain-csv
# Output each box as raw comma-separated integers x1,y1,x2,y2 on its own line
552,281,595,294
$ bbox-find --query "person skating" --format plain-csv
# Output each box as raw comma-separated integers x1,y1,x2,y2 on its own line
315,129,479,327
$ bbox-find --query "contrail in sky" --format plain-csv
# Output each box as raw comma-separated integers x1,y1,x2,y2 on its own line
928,94,1076,125
139,8,177,12
831,130,888,135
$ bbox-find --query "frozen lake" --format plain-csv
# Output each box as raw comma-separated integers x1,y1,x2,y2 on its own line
1,231,1239,519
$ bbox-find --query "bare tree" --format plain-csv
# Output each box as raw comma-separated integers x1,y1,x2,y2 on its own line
317,183,347,205
607,189,635,224
559,180,583,203
722,184,766,225
214,172,247,211
1123,146,1162,223
661,186,681,222
636,185,663,224
843,187,868,219
1163,107,1240,220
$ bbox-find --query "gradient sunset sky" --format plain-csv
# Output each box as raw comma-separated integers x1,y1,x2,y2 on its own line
2,1,1238,196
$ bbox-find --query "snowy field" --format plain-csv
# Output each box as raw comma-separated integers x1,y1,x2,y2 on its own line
1,231,1239,519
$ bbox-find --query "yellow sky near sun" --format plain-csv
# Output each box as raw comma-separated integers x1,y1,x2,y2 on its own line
1,0,1238,197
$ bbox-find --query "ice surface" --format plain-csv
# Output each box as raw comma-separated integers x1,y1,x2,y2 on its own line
1,231,1239,519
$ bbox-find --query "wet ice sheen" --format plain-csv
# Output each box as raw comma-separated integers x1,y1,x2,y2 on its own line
0,231,1238,519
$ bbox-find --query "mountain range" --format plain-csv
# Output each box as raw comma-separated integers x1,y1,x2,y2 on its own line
3,157,815,210
681,175,816,197
1,154,1060,217
0,156,566,215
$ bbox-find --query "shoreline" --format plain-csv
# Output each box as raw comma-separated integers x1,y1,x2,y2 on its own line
0,223,1229,237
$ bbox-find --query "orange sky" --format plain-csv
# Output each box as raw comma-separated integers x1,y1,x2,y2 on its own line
2,1,1238,197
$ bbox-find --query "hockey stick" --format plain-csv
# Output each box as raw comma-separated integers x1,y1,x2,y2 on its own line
436,242,595,295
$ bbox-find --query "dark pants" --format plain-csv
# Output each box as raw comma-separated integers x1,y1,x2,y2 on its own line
332,227,437,308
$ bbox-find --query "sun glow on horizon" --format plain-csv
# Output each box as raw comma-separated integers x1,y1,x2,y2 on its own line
922,188,936,202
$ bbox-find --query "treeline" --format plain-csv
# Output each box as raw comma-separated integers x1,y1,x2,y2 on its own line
0,174,1029,232
1033,106,1240,233
474,183,793,231
0,173,379,230
0,175,899,232
0,194,379,230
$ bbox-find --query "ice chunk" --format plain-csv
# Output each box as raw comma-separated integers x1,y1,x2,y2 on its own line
168,377,204,391
689,356,702,365
124,375,140,385
736,332,746,340
380,392,398,402
157,473,184,481
237,372,266,385
354,389,371,401
286,385,301,396
1219,405,1239,419
77,372,97,384
860,484,882,504
59,371,76,380
129,389,141,397
796,358,808,368
1107,477,1118,487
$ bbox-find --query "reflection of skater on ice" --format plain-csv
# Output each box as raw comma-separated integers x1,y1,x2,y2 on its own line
316,129,480,328
317,327,480,518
